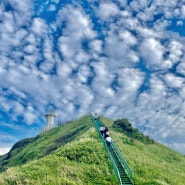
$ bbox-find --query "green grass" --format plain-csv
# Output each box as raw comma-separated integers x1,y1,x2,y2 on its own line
0,138,117,185
0,115,92,171
102,116,185,185
0,118,118,185
0,114,185,185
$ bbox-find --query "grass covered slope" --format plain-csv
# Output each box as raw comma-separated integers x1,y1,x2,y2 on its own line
101,116,185,185
0,115,118,185
0,115,92,172
0,115,185,185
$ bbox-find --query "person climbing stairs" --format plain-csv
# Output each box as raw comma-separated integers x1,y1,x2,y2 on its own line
91,114,134,185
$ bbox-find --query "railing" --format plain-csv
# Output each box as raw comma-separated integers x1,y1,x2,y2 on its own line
91,114,134,185
109,149,122,185
111,142,133,179
40,116,81,133
91,115,123,184
57,116,81,126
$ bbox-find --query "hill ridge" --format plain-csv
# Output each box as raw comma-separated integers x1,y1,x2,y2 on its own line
0,114,185,185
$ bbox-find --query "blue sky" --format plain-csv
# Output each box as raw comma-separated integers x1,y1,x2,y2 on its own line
0,0,185,155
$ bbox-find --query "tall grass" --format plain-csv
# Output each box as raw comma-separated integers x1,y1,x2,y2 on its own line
0,115,92,171
0,115,185,185
102,117,185,185
0,137,118,185
0,115,118,185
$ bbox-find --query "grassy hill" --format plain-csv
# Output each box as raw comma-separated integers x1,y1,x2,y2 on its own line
0,115,93,171
0,115,185,185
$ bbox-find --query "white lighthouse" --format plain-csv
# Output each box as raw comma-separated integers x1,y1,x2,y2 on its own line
44,112,56,130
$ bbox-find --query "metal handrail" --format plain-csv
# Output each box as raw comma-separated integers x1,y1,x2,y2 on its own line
111,142,133,178
91,116,122,184
91,114,134,185
112,142,134,184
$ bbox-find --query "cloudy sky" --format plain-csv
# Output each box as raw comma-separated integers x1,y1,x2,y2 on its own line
1,0,185,155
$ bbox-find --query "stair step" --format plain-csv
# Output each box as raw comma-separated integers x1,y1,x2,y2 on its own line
119,172,126,174
93,119,134,185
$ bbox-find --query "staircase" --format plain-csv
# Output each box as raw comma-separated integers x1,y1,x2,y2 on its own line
91,115,134,185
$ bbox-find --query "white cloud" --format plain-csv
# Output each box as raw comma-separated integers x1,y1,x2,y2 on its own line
89,40,102,56
177,20,183,26
9,86,26,99
56,6,96,61
31,18,48,36
25,33,37,45
24,45,37,54
9,0,33,13
77,65,91,83
1,0,185,155
181,5,185,18
75,50,90,64
0,147,11,155
91,61,115,98
0,96,11,112
97,2,120,20
117,68,144,94
119,30,137,46
57,62,72,77
24,112,37,125
163,73,184,89
104,31,138,70
140,38,166,70
3,12,15,33
56,6,96,39
133,75,167,123
130,0,148,12
48,4,56,11
168,40,183,64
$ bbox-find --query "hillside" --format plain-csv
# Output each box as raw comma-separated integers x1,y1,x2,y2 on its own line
0,115,185,185
101,116,185,185
0,115,118,185
0,115,92,171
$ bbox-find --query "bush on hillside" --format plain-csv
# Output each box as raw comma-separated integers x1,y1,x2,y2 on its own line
113,119,154,144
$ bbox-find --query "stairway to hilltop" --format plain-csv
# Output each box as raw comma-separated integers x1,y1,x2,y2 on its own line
91,115,134,185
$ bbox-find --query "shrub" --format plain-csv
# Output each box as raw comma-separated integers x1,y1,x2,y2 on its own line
113,119,154,144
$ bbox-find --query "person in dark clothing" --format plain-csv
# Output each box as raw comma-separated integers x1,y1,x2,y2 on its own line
103,127,109,138
99,126,105,136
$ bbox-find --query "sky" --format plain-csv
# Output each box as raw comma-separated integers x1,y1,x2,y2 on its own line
0,0,185,155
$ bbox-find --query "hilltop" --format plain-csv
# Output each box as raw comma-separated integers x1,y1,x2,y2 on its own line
0,115,185,185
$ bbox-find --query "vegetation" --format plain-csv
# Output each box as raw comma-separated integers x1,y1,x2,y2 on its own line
98,116,185,185
0,115,118,185
0,115,185,185
113,118,154,144
0,138,118,185
0,115,92,172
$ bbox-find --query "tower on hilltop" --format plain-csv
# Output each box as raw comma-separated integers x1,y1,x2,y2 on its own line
44,112,56,130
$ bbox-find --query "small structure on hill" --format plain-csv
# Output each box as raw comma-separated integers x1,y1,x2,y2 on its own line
43,112,56,131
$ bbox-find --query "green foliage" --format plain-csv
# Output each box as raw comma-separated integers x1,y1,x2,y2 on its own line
55,139,106,165
0,132,118,185
111,130,185,185
97,116,185,184
113,118,154,144
0,115,91,172
0,115,185,185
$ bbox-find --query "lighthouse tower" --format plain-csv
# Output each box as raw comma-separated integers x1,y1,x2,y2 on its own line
45,112,56,130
